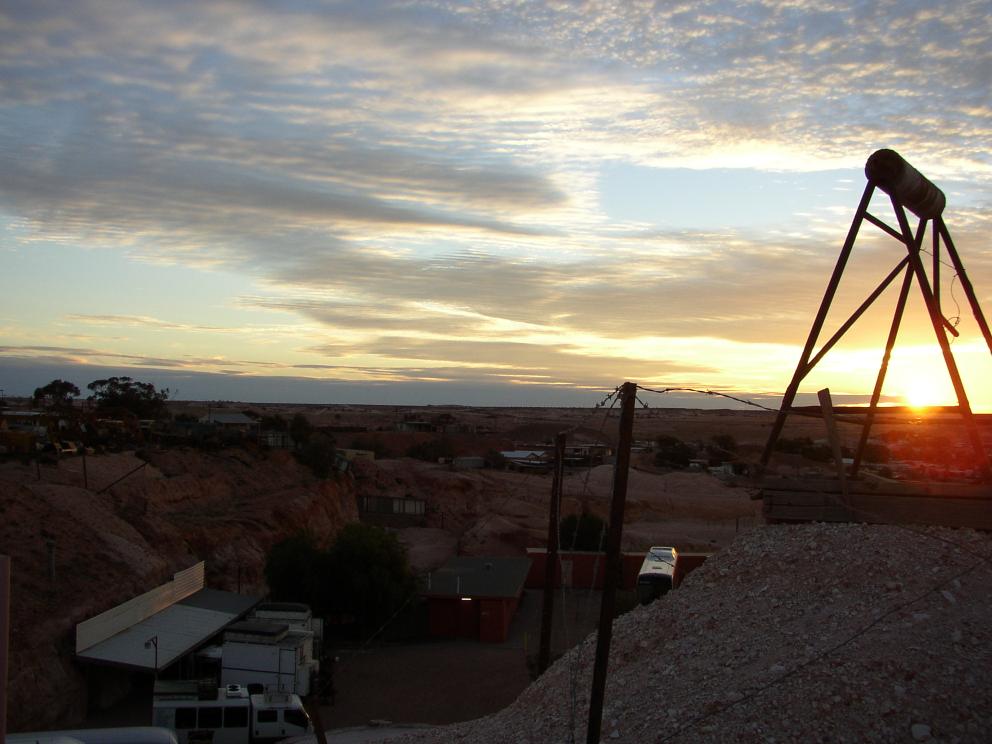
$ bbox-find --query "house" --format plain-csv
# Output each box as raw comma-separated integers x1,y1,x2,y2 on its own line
563,443,613,467
396,420,434,433
499,450,551,472
200,412,258,432
423,556,531,643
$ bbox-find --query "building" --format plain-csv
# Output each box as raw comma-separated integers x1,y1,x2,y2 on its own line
74,562,260,709
200,412,259,432
499,450,551,472
525,549,645,590
424,556,531,643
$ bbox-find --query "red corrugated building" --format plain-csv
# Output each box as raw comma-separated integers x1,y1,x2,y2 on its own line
424,556,531,643
524,548,645,590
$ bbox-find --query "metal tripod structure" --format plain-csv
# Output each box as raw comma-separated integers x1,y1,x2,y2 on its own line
760,148,992,482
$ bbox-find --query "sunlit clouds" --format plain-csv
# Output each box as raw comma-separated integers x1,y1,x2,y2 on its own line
2,0,991,408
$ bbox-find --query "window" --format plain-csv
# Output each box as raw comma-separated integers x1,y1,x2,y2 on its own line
256,710,278,724
224,707,248,728
175,708,197,730
283,709,310,729
198,707,222,729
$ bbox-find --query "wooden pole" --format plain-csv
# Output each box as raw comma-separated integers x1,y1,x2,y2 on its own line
538,432,566,675
1,554,10,744
305,697,329,744
586,382,636,744
817,389,850,506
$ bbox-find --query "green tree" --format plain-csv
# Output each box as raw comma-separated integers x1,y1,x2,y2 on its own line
264,524,417,633
87,376,169,418
654,434,694,469
33,379,80,409
296,433,337,478
290,413,313,449
325,524,416,630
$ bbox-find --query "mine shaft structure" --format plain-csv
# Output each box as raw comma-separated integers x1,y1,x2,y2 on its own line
760,149,992,514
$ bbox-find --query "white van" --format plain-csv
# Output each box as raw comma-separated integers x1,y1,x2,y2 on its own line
636,546,675,605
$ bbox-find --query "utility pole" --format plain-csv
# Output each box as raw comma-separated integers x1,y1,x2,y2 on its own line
586,381,636,744
538,432,566,675
1,554,9,744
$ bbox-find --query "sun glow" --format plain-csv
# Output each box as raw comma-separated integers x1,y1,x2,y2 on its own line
903,381,944,410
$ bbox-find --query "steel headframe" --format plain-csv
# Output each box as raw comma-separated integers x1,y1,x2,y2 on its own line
760,148,992,481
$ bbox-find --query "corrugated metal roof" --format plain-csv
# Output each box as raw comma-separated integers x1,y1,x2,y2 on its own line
425,556,531,599
179,587,258,616
76,589,259,672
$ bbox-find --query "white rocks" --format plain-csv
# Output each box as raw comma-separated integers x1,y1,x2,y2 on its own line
911,722,932,740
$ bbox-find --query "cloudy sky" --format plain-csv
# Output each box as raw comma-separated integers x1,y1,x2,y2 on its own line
2,0,991,409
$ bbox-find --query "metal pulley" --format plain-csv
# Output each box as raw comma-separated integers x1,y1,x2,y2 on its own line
865,148,945,219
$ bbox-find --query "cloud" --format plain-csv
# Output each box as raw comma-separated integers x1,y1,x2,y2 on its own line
2,1,992,405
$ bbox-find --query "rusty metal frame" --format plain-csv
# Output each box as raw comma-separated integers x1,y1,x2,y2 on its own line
760,154,992,482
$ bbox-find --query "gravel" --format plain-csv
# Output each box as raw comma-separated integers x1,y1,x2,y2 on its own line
388,522,992,743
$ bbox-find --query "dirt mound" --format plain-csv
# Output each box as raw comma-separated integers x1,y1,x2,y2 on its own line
392,522,992,743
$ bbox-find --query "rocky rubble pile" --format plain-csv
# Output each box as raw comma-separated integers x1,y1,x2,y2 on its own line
394,522,992,743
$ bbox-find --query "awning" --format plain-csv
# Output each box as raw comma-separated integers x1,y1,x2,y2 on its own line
76,589,258,672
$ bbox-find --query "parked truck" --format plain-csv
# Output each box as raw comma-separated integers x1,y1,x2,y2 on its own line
7,728,178,744
152,682,311,744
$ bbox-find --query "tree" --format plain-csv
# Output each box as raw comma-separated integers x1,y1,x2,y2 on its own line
289,413,313,449
87,376,169,419
32,379,80,409
654,434,694,469
264,525,416,633
325,524,416,630
297,433,337,478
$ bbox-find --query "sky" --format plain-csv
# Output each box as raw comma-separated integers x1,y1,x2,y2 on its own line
2,0,991,410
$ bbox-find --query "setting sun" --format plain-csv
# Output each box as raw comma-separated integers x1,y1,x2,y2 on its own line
903,382,942,409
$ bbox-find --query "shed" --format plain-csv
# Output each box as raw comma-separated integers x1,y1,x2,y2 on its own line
74,562,259,711
423,556,531,643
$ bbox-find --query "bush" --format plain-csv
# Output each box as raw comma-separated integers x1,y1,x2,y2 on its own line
654,434,694,468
